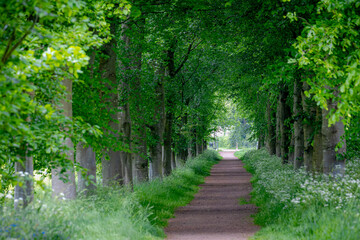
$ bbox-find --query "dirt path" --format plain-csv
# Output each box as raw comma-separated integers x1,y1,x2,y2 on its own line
165,151,259,240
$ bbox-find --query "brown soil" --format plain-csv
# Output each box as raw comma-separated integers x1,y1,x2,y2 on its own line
164,151,260,240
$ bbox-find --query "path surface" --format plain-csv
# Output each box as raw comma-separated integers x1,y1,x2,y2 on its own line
165,151,259,240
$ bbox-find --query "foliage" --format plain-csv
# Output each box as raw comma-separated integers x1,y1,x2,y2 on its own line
0,0,104,192
240,149,360,240
292,0,360,126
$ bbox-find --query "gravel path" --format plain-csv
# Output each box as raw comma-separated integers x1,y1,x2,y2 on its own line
165,151,259,240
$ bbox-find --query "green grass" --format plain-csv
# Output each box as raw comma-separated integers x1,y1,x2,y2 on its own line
239,149,360,240
234,148,253,159
0,150,221,240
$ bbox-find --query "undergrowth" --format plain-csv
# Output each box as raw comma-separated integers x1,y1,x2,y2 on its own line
0,150,221,240
237,149,360,240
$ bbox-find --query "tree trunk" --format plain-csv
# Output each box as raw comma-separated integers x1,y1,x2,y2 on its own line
76,142,96,195
14,149,33,208
257,133,265,149
293,78,304,169
171,150,176,170
322,96,346,175
203,140,207,151
187,139,193,159
288,131,295,164
266,99,276,155
275,98,281,157
120,102,132,185
134,126,148,182
301,82,315,171
52,78,76,199
149,74,166,179
312,107,323,172
15,111,34,208
100,20,123,186
279,88,291,164
163,111,173,176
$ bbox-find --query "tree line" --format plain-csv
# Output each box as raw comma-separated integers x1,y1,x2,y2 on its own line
2,0,359,209
227,0,360,174
1,0,235,207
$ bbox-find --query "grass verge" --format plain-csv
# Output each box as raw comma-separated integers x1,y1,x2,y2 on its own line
238,149,360,240
0,150,221,240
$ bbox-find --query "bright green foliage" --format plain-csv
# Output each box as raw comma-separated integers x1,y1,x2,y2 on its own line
240,149,360,240
0,0,99,192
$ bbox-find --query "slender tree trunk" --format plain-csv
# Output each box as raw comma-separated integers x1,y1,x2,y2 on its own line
119,22,134,185
163,111,173,176
126,17,147,183
14,148,33,208
52,78,76,199
134,126,148,182
293,78,304,169
259,133,265,149
322,95,346,174
171,150,176,170
120,101,132,185
149,74,166,178
279,88,291,163
266,99,276,155
15,109,34,208
76,142,96,195
187,138,193,159
101,20,123,186
203,140,207,151
288,131,295,164
302,82,316,171
313,107,323,172
275,98,281,157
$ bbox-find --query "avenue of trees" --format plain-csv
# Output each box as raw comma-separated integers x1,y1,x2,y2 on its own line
1,0,360,210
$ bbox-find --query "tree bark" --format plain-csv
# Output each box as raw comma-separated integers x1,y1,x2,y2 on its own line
76,142,96,195
322,95,346,174
293,77,304,169
301,82,315,171
52,78,76,199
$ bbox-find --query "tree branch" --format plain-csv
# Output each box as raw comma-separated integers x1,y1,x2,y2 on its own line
1,15,38,68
